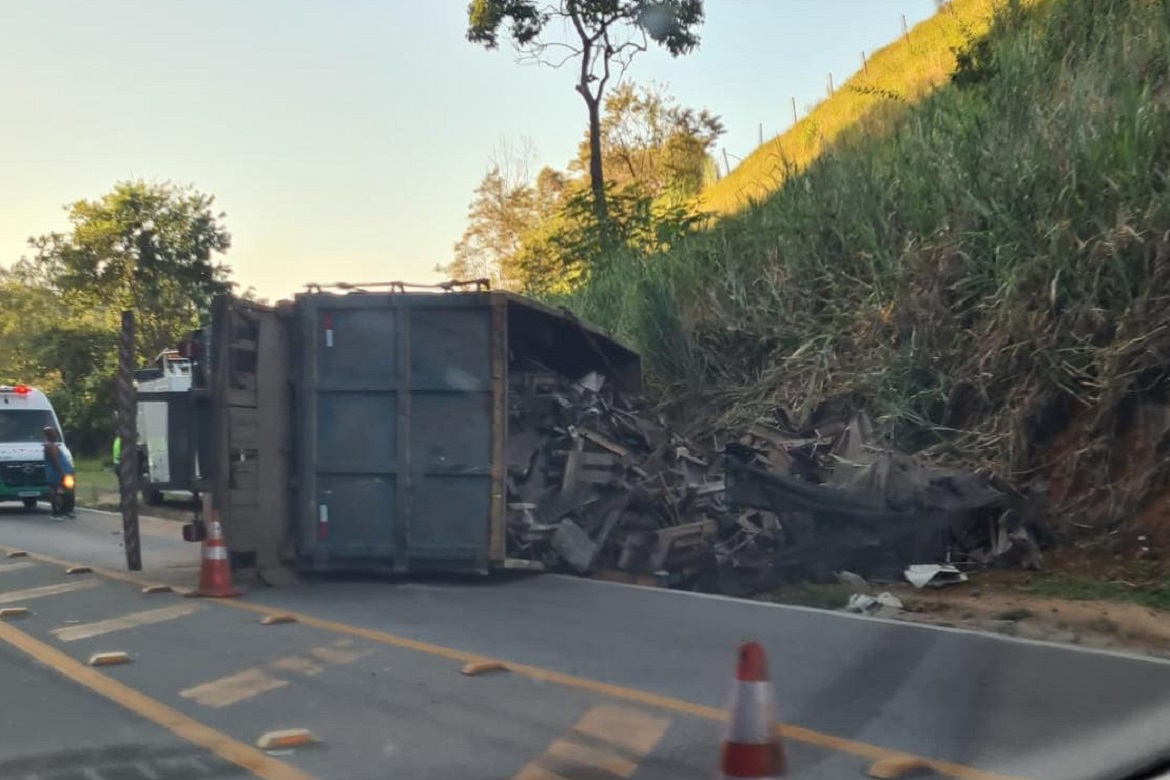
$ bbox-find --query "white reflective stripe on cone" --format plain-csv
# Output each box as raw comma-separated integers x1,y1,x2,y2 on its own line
204,546,228,561
725,681,776,744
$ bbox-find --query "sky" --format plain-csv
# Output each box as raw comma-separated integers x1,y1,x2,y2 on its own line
0,1,940,303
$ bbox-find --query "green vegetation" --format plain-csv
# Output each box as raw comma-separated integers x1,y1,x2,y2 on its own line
0,180,232,454
72,457,117,508
562,0,1170,534
760,582,853,611
442,82,723,292
1025,575,1170,612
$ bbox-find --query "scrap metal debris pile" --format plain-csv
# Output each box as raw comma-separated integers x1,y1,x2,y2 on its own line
505,365,1043,596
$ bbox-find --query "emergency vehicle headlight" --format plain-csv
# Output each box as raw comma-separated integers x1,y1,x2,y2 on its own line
62,474,76,490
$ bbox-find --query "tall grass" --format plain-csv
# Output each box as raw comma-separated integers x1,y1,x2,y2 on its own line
569,0,1170,533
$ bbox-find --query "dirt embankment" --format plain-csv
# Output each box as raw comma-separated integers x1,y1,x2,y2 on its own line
776,560,1170,660
899,582,1170,658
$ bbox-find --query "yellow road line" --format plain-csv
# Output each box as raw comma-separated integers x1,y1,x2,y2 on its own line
51,603,204,642
0,561,37,573
0,579,99,605
0,544,1027,780
180,668,289,708
0,619,316,780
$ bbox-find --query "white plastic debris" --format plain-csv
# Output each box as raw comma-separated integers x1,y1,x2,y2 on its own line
845,592,904,615
904,563,968,589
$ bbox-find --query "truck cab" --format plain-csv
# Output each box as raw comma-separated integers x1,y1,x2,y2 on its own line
0,384,71,510
135,349,201,505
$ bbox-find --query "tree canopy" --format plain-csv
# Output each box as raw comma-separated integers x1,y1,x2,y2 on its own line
0,180,232,453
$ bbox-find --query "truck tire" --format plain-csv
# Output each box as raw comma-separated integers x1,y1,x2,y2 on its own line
22,497,38,510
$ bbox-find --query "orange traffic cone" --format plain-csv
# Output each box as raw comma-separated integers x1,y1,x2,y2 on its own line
720,641,787,779
187,514,242,598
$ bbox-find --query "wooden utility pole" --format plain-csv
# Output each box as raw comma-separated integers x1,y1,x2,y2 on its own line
117,310,142,571
791,97,798,125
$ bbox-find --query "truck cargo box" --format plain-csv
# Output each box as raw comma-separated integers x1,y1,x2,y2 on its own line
204,289,640,579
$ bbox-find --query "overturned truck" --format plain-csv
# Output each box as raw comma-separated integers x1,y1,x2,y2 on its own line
191,286,1037,593
193,286,639,578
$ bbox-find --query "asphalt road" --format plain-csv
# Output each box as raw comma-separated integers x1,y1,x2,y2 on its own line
1,504,1169,780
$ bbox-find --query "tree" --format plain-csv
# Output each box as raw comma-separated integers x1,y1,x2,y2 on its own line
442,138,542,287
27,180,232,360
4,180,234,453
576,81,724,200
445,167,535,287
467,0,705,234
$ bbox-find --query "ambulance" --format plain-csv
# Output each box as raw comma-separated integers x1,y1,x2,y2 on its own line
0,384,75,510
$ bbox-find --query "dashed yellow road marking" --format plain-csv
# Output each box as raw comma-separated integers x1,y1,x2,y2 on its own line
0,618,316,780
512,765,568,780
183,639,374,707
307,641,372,666
0,544,1028,780
272,656,324,677
0,561,36,573
546,738,639,778
180,668,289,708
51,603,204,642
573,703,671,754
513,704,668,780
0,579,98,604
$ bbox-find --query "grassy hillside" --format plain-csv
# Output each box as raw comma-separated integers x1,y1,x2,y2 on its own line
701,0,1003,215
568,0,1170,536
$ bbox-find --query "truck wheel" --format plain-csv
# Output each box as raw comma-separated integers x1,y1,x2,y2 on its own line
22,498,38,511
143,489,165,506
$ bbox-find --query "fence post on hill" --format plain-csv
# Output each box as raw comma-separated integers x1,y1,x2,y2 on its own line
827,73,834,96
902,14,909,41
117,309,142,572
791,97,798,125
861,51,869,76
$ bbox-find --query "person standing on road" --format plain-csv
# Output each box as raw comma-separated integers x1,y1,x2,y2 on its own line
43,426,76,520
